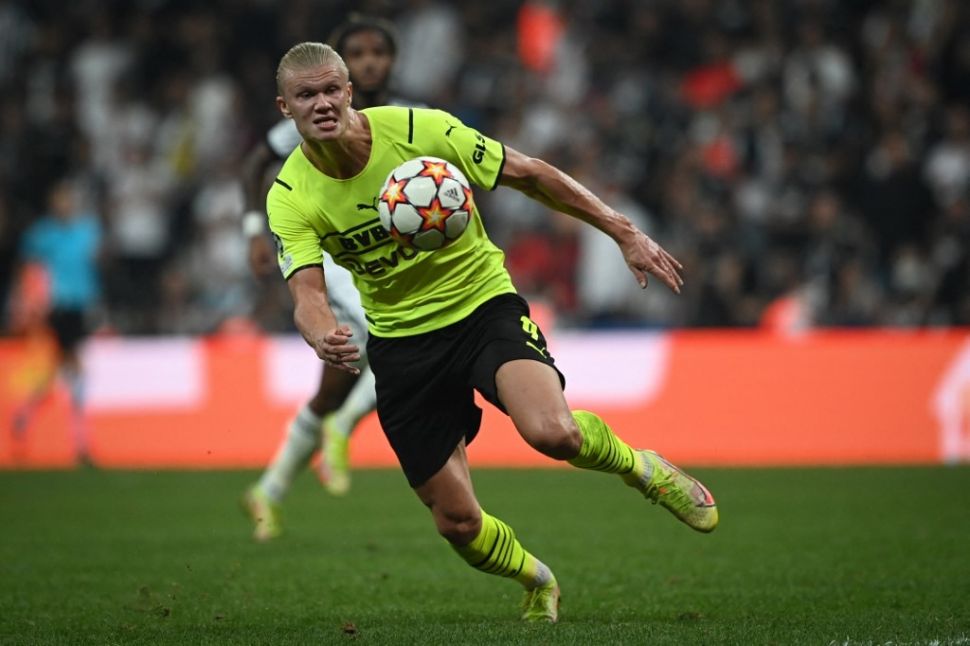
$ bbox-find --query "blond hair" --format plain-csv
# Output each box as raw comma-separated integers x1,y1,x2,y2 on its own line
276,42,349,95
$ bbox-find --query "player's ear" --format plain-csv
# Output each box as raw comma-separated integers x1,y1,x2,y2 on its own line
276,96,292,119
346,81,353,107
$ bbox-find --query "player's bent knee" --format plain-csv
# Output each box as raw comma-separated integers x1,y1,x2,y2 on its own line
434,509,482,546
522,414,582,460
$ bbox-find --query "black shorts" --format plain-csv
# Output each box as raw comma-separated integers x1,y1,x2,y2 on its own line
368,293,565,488
48,308,89,353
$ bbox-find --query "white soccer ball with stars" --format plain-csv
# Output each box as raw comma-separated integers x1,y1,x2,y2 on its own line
377,156,474,251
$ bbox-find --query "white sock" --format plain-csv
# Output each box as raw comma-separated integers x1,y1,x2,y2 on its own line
327,367,377,438
528,561,555,590
64,368,89,461
258,404,322,502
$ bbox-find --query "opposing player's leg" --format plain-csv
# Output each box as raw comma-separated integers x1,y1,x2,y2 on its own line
244,365,357,540
495,359,718,533
242,482,282,543
318,365,376,496
12,319,68,444
61,348,92,467
52,310,94,467
315,254,372,495
11,371,56,440
413,442,559,623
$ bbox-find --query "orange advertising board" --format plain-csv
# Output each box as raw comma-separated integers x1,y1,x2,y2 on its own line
2,330,968,469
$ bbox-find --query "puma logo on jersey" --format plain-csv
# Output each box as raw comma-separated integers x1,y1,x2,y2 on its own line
526,341,548,359
445,122,457,137
356,198,379,212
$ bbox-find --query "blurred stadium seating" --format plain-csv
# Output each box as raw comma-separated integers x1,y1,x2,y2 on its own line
1,0,968,333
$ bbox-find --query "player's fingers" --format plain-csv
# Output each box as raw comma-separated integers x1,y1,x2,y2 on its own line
662,248,684,270
659,255,684,287
657,250,684,283
668,261,685,287
649,260,681,294
325,329,354,345
335,324,353,337
329,344,360,359
330,352,361,364
322,345,360,364
629,265,649,289
324,358,361,375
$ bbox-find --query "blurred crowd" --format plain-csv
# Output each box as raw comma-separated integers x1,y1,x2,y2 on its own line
1,0,969,335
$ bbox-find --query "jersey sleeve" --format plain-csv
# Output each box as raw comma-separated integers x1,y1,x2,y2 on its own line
416,109,506,191
266,119,303,159
266,185,322,279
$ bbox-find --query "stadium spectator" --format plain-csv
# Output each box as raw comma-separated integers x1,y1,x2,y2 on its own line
266,41,717,623
393,0,464,104
2,1,969,332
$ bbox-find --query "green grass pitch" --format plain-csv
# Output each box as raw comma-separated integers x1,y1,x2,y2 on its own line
1,466,968,645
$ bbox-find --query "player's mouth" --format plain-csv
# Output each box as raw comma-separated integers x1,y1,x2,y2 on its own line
313,116,339,130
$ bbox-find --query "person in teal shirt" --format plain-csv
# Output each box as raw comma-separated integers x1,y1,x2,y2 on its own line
14,179,101,466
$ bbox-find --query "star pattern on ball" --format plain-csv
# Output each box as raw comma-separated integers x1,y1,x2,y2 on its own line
381,178,408,212
418,160,451,186
418,198,449,232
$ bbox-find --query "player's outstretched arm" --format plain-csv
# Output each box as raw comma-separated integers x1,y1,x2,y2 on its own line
287,267,361,374
497,146,684,294
241,141,282,277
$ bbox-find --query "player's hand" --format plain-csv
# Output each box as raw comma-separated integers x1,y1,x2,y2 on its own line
312,325,361,375
248,236,277,277
620,230,684,294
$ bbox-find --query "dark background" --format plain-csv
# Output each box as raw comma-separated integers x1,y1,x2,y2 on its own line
1,0,968,334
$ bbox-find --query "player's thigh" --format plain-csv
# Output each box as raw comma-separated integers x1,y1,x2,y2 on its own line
468,294,564,409
495,359,575,445
368,331,482,488
467,294,567,435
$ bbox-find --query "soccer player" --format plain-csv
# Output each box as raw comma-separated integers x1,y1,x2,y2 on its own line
12,179,102,466
267,42,718,622
242,15,407,541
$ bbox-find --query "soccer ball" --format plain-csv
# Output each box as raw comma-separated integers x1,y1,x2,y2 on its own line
377,156,474,251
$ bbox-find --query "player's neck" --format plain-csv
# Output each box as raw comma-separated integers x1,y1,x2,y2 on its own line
301,110,372,180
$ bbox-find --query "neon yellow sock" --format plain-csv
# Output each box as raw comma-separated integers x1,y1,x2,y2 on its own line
568,410,636,474
453,510,553,590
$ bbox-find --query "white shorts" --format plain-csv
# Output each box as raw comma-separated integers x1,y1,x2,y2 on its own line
323,253,368,360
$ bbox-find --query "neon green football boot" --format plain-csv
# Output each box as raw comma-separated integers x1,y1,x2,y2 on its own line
319,415,351,496
521,578,560,623
242,484,282,542
623,450,718,533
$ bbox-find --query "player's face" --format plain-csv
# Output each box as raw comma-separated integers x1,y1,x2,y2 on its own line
277,65,353,142
341,30,394,96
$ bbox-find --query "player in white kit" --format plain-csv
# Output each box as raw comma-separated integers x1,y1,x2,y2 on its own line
242,15,412,541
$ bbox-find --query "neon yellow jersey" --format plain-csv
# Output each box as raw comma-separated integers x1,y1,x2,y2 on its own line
267,106,516,337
